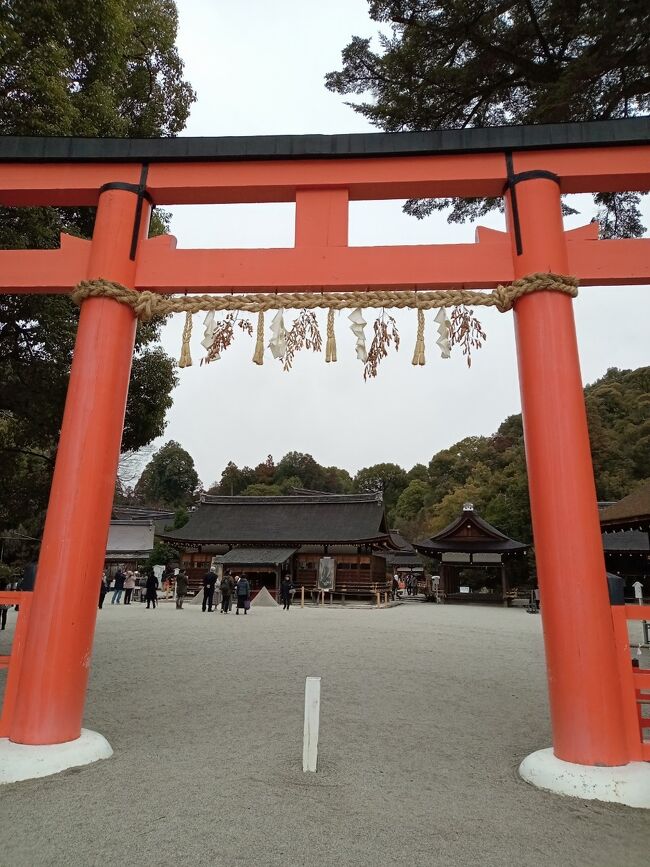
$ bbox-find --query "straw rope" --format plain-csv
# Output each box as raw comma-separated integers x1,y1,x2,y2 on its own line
71,272,578,322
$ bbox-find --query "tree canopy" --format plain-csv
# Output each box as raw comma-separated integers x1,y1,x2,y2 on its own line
133,441,199,508
326,0,650,235
0,0,195,537
195,366,648,546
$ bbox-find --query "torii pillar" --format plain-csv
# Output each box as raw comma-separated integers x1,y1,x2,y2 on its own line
1,186,149,779
507,173,645,802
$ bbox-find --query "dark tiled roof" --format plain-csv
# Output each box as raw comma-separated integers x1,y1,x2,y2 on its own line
112,506,176,521
600,482,650,531
160,492,389,545
387,530,417,553
414,507,527,555
215,548,297,566
602,530,649,553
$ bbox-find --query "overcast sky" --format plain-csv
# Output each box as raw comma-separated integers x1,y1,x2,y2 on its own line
148,0,650,489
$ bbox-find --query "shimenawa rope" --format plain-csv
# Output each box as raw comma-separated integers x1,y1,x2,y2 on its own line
71,273,578,369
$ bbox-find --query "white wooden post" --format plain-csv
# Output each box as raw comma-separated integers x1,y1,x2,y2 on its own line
303,676,321,772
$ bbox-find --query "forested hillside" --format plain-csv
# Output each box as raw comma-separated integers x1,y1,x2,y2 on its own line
193,367,648,544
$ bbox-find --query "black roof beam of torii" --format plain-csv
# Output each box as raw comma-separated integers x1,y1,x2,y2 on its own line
0,117,649,163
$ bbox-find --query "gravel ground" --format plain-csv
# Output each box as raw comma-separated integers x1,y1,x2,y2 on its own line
0,600,647,867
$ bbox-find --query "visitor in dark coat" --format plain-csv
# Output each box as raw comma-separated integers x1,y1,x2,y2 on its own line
111,568,125,605
20,561,37,592
280,575,294,611
202,569,217,612
175,571,189,609
99,572,108,609
220,573,234,613
236,575,250,614
145,573,159,609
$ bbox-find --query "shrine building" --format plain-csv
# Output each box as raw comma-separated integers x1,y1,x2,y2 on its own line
600,481,650,594
159,490,403,597
414,503,528,604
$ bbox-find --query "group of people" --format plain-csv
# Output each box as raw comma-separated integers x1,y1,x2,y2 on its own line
391,572,420,600
201,569,251,614
99,567,190,610
201,569,295,612
99,566,297,614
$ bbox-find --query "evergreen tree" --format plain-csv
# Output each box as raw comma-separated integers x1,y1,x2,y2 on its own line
0,0,195,534
134,441,199,508
326,0,649,235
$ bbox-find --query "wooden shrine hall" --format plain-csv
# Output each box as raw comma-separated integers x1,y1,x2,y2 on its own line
414,504,528,604
160,490,398,597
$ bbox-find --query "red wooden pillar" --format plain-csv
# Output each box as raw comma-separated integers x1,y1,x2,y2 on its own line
10,187,150,745
507,176,628,766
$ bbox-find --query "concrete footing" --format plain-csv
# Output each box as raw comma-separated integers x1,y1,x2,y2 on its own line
0,729,113,784
519,748,650,809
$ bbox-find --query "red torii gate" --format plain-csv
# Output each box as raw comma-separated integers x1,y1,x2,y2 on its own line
1,119,649,797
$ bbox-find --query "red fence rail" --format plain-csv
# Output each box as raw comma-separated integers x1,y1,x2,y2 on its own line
612,604,650,762
0,591,32,738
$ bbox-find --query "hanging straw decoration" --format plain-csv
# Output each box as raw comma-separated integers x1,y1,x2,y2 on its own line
325,308,337,363
178,311,193,368
71,273,579,378
201,311,218,357
268,309,287,359
411,308,425,366
348,308,368,362
252,311,265,365
435,308,451,359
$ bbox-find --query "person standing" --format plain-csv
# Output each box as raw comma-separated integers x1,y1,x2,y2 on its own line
123,570,136,605
145,572,159,610
111,567,125,605
202,568,217,612
235,575,250,615
220,572,233,613
392,573,399,602
98,572,108,609
214,573,222,610
280,575,294,611
176,570,189,609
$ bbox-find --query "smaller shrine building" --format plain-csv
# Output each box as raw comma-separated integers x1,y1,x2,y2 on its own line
414,504,528,604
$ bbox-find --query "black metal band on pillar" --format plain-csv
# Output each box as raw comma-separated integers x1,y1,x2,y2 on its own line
98,164,152,260
503,153,561,256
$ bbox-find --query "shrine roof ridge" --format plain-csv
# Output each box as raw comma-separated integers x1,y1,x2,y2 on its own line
1,117,648,163
200,492,383,505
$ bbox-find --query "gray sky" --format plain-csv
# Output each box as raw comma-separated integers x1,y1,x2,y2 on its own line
149,0,650,489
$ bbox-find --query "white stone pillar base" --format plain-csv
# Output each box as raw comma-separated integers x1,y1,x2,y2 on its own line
0,729,112,784
520,747,650,809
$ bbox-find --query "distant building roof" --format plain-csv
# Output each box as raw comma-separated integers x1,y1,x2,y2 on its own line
600,481,650,532
602,530,649,553
160,492,390,546
112,506,176,521
215,548,297,566
414,505,527,556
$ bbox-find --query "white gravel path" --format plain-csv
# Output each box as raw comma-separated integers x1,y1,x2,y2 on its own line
0,600,647,867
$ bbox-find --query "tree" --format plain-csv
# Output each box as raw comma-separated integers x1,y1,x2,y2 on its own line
134,441,200,508
240,483,283,497
353,462,408,515
393,479,429,523
0,1,195,535
275,451,328,491
146,541,180,572
326,1,649,236
208,462,256,496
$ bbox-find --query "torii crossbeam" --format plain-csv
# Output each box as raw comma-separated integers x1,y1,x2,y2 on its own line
1,118,649,799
